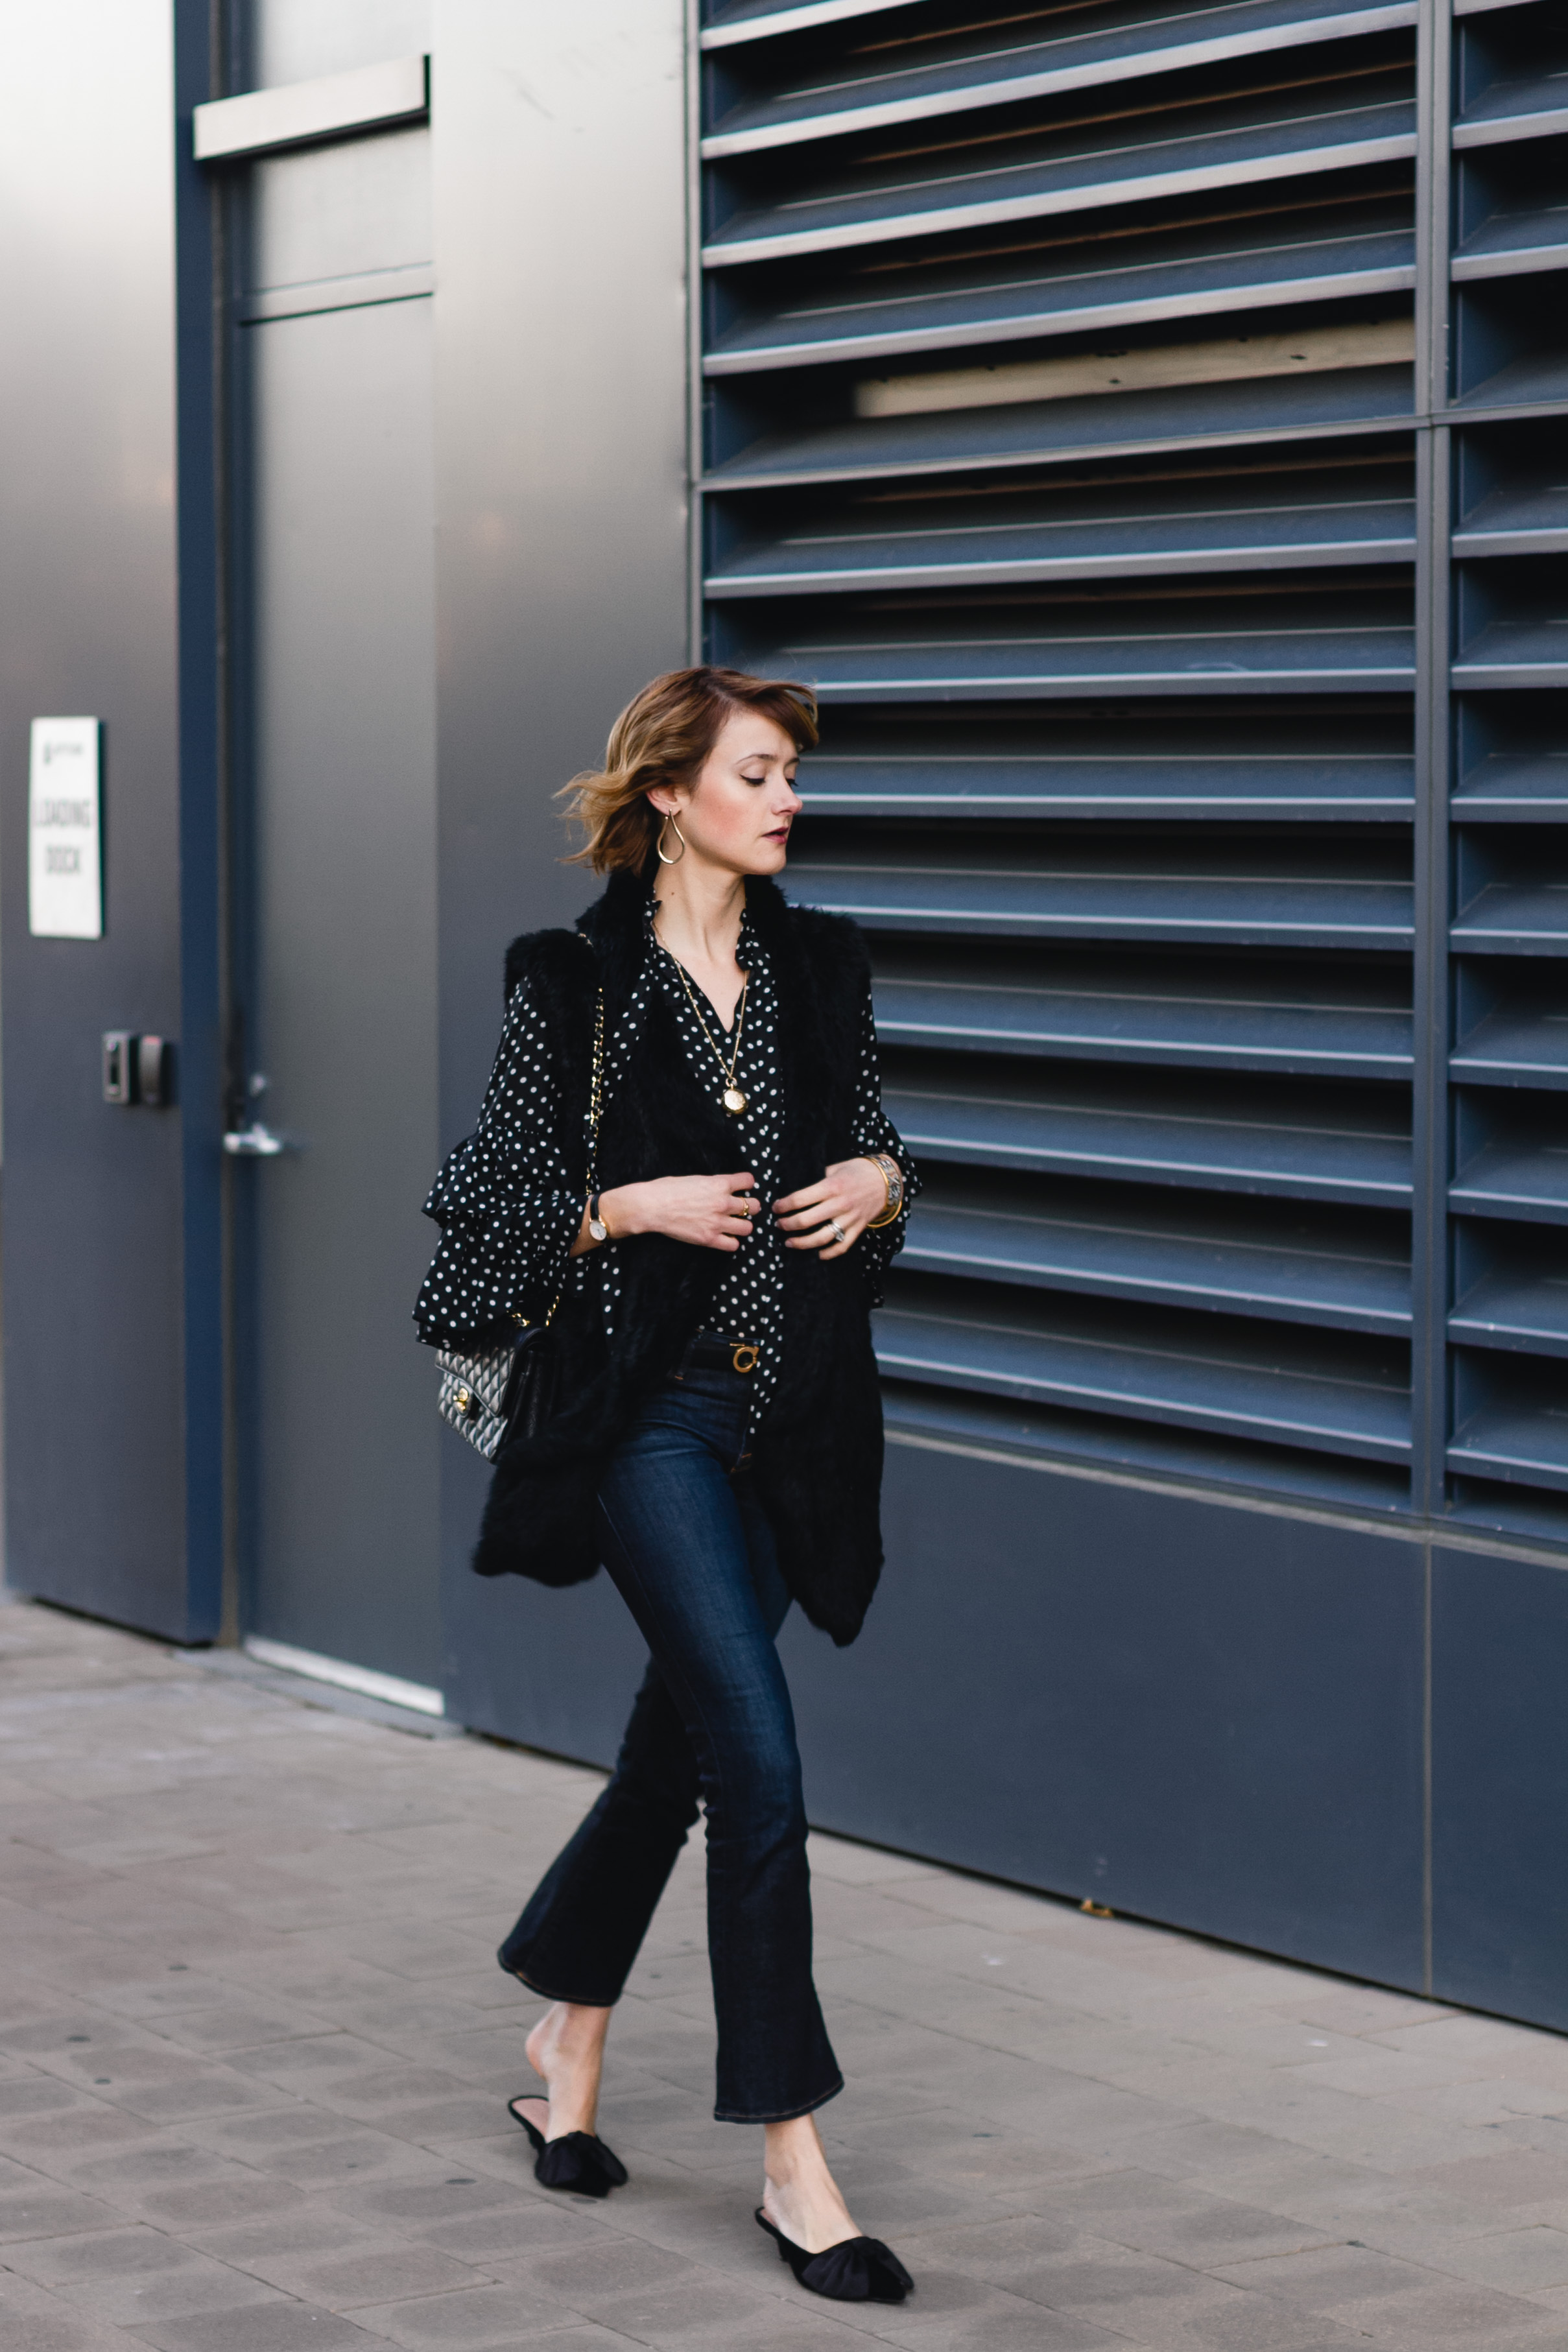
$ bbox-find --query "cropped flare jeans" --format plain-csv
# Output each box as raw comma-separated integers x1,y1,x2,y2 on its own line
497,1356,842,2124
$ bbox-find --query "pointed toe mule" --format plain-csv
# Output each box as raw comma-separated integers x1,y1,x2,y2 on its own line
755,2208,913,2303
507,2095,628,2198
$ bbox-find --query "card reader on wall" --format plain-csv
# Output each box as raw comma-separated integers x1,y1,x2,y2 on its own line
102,1032,175,1107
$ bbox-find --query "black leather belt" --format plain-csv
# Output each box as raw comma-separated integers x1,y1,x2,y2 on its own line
674,1333,760,1377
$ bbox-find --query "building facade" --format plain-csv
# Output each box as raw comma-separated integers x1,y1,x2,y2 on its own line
3,0,1567,2028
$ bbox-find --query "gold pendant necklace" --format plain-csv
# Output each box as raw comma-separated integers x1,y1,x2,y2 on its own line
658,934,750,1115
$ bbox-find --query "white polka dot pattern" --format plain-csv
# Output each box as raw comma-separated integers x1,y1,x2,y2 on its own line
415,891,917,1436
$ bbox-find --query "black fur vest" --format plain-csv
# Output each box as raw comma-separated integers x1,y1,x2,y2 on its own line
471,866,887,1647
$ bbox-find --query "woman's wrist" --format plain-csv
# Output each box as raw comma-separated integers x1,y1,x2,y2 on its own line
859,1152,905,1228
593,1183,641,1240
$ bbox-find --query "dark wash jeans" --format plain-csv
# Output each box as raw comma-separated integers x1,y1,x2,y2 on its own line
498,1358,843,2124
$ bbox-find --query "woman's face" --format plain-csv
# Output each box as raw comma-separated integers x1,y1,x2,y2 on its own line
650,709,803,876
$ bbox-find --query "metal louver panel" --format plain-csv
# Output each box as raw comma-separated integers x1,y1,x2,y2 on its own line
704,0,1418,156
785,847,1414,946
884,1067,1412,1200
899,1176,1410,1329
696,0,1568,1533
1447,0,1568,1525
873,1283,1410,1457
706,216,1417,374
707,457,1418,595
711,363,1416,486
704,87,1416,268
750,588,1416,695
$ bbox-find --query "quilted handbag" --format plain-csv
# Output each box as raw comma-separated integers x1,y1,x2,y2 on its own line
436,985,605,1462
436,1325,536,1460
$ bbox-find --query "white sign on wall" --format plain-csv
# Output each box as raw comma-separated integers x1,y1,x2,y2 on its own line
29,717,102,938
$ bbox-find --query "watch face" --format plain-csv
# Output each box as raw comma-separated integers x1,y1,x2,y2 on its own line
589,1218,607,1241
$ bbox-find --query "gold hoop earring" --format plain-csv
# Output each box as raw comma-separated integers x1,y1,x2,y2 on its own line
656,813,687,866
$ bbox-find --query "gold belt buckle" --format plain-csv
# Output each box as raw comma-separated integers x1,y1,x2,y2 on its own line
731,1342,759,1374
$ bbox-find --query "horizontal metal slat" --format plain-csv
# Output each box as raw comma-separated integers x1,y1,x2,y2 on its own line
886,1078,1410,1200
903,1193,1410,1329
798,750,1414,818
1453,619,1568,689
1450,1267,1568,1354
193,54,428,162
1452,206,1568,281
1448,1398,1568,1490
705,95,1416,267
873,968,1412,1076
874,1298,1410,1457
702,0,919,47
1451,1136,1568,1221
1452,879,1568,953
1452,753,1568,819
236,264,435,326
1454,481,1568,558
1451,1001,1568,1087
709,364,1414,490
709,471,1416,598
704,0,1418,158
790,858,1413,946
748,601,1416,696
1454,74,1568,152
706,222,1415,373
879,1375,1412,1501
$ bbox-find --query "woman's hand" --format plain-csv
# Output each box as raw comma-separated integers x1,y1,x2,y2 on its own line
773,1156,890,1261
595,1173,761,1253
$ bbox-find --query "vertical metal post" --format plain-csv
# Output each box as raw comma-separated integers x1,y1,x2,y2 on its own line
175,0,229,1639
685,0,706,665
1410,0,1453,1519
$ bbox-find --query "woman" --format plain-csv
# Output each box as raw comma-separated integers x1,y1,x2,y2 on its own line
414,667,919,2305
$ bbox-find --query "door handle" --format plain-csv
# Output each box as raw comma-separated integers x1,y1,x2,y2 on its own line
223,1123,290,1157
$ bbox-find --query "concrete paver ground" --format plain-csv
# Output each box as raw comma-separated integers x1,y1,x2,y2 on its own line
4,1593,1568,2352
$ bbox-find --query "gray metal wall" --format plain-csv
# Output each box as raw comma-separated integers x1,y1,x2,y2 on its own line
428,0,695,1707
0,0,223,1641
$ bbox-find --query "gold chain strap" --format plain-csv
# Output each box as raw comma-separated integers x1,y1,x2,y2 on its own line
586,985,606,1193
540,980,606,1329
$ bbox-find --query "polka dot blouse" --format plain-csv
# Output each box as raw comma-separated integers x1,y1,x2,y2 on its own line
415,891,918,1432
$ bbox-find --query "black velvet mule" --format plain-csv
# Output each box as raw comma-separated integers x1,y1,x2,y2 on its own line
507,2096,628,2197
755,2208,913,2302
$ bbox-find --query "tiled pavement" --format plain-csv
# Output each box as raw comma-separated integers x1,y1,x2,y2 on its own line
5,1597,1568,2352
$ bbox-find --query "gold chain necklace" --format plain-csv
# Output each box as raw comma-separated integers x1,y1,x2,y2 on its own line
656,931,750,1115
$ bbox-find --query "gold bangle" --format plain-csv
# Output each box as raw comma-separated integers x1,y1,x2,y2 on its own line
862,1152,904,1229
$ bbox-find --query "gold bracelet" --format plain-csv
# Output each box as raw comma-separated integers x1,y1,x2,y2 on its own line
862,1152,905,1229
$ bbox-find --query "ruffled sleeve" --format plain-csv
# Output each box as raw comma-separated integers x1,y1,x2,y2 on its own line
848,985,920,1305
412,983,584,1344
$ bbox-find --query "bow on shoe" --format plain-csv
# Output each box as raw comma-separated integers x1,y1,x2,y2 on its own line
798,2234,914,2303
534,2130,629,2197
755,2208,914,2303
508,2097,628,2198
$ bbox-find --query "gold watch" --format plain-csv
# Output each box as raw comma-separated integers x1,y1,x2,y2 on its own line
862,1153,905,1228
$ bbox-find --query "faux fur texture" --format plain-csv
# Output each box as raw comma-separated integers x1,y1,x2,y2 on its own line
471,865,888,1645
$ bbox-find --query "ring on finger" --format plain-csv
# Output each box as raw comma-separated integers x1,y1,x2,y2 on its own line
829,1218,846,1245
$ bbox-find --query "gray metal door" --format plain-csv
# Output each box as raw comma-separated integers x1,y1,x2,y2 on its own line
235,108,439,1683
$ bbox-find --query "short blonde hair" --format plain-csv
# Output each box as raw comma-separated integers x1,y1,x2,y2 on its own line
558,665,819,874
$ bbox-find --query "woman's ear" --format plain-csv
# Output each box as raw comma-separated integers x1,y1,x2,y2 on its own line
645,785,685,820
